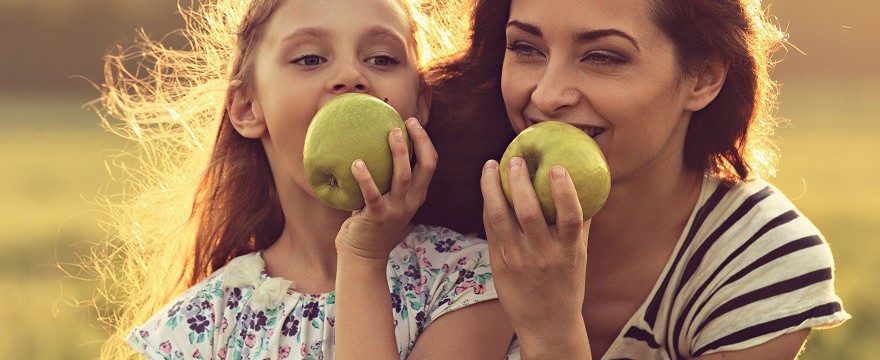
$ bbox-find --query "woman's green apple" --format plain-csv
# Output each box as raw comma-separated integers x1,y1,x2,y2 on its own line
500,121,611,223
303,93,411,211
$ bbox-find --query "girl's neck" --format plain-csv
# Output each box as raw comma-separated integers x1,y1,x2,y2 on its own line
261,164,417,293
262,168,350,291
587,149,703,274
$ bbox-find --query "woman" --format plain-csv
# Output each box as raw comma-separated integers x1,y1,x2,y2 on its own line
425,0,850,358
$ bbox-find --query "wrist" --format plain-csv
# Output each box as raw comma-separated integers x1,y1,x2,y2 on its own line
517,316,591,359
335,237,392,264
337,245,389,270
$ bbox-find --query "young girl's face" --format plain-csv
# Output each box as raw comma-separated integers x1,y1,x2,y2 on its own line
500,0,704,182
244,0,428,203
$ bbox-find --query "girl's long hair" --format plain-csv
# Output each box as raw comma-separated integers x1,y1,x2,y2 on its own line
89,0,473,358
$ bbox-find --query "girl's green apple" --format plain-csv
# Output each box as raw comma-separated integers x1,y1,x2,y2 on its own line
303,93,411,211
500,121,611,223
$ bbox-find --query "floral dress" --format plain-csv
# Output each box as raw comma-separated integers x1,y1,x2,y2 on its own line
127,225,497,360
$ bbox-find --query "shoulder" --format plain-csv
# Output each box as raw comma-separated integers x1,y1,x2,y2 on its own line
694,176,825,252
683,175,840,302
126,252,262,358
677,176,850,357
392,224,491,278
390,224,497,322
400,225,488,257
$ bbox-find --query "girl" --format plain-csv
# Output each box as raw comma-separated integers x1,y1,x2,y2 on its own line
426,0,850,359
96,0,512,358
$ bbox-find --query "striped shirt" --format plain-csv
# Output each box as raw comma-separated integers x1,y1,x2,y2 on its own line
505,173,850,359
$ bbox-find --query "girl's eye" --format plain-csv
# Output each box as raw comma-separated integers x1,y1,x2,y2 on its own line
291,55,326,66
581,51,627,66
366,55,399,66
506,42,543,59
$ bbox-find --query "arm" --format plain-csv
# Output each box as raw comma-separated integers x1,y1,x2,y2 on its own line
480,159,593,359
334,118,438,360
335,250,399,359
694,329,810,360
408,300,515,360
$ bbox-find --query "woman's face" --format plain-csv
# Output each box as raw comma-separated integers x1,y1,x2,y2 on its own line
245,0,428,202
501,0,696,182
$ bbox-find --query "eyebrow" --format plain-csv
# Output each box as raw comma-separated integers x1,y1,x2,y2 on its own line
279,25,409,51
282,25,403,41
363,25,408,48
506,20,641,52
281,27,331,42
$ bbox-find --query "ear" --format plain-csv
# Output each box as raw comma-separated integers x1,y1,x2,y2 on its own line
226,80,267,139
414,75,433,126
684,55,728,112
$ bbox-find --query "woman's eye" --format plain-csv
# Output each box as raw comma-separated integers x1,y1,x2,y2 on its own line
291,55,326,66
366,55,399,66
506,42,543,59
582,51,626,66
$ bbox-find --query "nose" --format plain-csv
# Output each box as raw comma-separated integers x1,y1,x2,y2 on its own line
531,61,581,116
327,61,371,95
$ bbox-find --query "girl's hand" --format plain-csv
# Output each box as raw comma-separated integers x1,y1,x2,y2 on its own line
335,117,438,261
480,158,591,351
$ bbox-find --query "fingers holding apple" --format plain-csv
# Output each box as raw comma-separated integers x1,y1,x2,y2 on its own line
388,127,413,204
350,159,387,217
480,159,522,252
404,117,437,208
505,156,553,248
548,165,586,245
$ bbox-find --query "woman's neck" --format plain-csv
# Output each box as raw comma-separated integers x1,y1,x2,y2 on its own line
587,151,703,274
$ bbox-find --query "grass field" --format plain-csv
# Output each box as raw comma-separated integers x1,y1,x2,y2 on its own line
0,85,877,359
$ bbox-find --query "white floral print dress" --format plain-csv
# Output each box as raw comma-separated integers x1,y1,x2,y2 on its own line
127,225,497,360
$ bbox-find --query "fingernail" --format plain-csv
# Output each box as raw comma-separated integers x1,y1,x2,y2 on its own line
393,128,404,142
409,118,422,129
355,159,365,170
509,157,522,170
483,160,497,173
551,166,566,181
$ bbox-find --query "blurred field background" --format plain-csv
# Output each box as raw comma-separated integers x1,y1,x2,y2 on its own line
0,0,877,358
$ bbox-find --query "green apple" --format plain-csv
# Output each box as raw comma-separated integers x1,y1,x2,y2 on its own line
303,93,411,211
499,121,610,224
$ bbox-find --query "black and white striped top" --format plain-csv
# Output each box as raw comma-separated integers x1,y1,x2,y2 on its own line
505,174,850,359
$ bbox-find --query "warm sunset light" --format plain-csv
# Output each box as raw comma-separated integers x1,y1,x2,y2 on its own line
1,0,876,359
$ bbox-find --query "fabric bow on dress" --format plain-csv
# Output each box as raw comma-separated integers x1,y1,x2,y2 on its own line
221,253,295,309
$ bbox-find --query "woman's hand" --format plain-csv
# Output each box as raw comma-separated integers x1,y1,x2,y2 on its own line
335,117,438,261
480,157,591,356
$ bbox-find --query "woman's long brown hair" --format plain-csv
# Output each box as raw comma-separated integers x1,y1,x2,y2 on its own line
415,1,517,237
422,0,787,238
